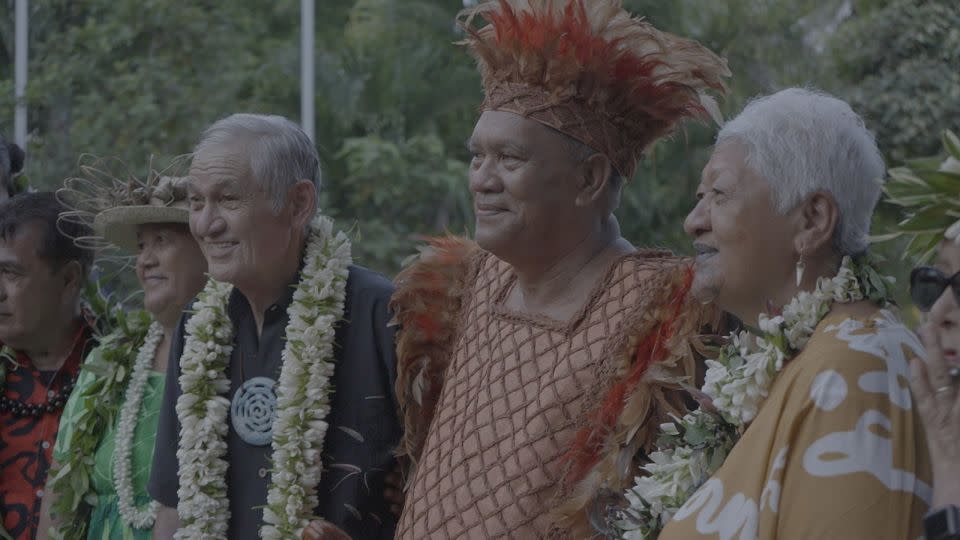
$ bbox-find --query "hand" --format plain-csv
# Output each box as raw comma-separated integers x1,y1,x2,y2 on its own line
384,461,405,518
911,324,960,507
302,520,351,540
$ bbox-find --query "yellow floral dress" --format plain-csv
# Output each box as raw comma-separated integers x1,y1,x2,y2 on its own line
659,308,932,540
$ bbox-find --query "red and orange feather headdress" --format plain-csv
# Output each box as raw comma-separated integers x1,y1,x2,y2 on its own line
459,0,730,179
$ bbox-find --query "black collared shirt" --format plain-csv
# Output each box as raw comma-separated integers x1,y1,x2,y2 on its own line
148,266,400,540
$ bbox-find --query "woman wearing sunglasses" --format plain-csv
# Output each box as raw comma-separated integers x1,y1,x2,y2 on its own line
889,130,960,540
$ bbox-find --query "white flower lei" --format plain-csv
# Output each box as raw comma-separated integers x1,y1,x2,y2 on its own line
114,321,163,529
615,256,889,539
174,216,352,540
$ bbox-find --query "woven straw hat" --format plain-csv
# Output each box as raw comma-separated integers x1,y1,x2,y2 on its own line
93,175,190,252
58,156,191,253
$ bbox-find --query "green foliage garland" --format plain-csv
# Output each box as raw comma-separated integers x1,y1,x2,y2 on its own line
45,308,152,540
44,278,153,540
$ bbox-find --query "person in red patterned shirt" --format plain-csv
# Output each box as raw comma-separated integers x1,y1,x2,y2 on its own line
0,192,95,540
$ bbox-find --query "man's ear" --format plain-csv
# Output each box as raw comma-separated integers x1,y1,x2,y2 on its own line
793,191,840,254
575,153,612,208
60,259,85,297
287,180,318,229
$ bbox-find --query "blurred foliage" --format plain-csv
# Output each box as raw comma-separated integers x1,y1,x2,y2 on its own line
0,0,952,281
830,0,960,163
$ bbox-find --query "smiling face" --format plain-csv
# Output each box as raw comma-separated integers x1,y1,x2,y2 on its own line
684,138,798,323
135,223,208,326
0,222,79,349
187,143,299,291
925,240,960,365
466,110,588,263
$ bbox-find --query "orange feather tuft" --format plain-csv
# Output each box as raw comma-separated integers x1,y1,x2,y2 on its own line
459,0,730,179
561,266,694,484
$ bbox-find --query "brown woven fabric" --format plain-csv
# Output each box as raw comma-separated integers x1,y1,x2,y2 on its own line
395,250,696,539
485,81,638,186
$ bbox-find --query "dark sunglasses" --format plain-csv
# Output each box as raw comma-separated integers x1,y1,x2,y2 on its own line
910,266,960,311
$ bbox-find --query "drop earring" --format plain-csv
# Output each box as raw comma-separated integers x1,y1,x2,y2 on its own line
795,247,805,287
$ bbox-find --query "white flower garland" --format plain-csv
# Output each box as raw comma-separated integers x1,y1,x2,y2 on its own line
616,256,885,539
703,258,863,426
174,216,351,540
114,321,163,529
174,280,234,539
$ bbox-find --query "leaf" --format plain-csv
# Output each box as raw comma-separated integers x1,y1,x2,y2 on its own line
945,130,960,160
70,466,89,497
916,170,960,196
707,446,728,472
904,156,947,171
864,266,889,301
896,206,951,232
867,232,902,244
683,424,710,447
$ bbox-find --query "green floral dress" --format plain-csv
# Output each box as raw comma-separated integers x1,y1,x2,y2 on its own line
53,354,166,540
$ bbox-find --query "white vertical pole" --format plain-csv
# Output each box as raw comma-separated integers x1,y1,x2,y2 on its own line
300,0,315,142
14,0,29,147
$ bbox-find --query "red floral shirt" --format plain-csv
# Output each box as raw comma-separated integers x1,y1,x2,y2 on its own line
0,325,93,540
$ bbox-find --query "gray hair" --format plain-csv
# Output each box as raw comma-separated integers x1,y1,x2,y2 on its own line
194,113,321,215
718,88,884,255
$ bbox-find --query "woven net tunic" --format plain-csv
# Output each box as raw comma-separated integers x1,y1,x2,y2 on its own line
396,250,702,539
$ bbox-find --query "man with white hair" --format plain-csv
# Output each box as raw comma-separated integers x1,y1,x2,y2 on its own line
148,114,400,540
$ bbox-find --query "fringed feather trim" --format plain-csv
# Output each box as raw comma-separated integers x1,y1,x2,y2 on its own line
390,236,481,484
551,260,720,537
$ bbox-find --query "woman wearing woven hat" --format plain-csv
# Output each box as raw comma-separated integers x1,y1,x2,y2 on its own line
36,166,207,540
885,130,960,540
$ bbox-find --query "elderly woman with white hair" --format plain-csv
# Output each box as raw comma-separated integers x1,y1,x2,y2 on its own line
614,88,932,540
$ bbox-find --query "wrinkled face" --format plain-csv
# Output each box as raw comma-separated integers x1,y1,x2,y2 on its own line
135,223,208,324
0,222,75,348
187,144,297,289
467,110,584,261
684,139,797,323
926,240,960,364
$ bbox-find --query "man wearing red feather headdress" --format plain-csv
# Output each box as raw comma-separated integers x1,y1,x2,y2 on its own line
386,1,730,538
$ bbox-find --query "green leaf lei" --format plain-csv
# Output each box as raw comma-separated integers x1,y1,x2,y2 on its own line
44,280,154,540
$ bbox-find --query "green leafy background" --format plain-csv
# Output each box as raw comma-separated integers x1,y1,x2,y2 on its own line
1,0,957,282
